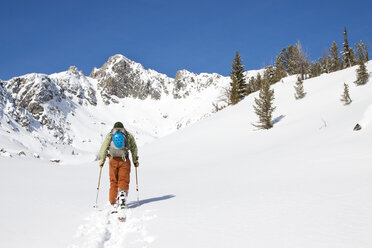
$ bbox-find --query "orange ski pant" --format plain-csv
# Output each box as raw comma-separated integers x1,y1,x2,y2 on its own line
109,156,131,204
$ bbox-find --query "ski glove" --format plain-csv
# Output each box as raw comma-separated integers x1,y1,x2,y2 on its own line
99,160,104,167
134,161,139,168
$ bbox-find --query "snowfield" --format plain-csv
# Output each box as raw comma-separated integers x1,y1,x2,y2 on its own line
1,62,372,248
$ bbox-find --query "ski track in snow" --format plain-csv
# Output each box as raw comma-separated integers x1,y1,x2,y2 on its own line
68,203,156,248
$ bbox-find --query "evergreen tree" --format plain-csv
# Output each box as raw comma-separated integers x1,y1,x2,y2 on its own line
287,45,299,75
309,61,322,78
355,41,364,64
246,76,255,96
277,48,290,74
329,41,341,72
264,65,276,85
365,42,369,61
342,27,353,68
253,78,276,129
350,47,357,65
229,78,240,105
354,61,369,86
277,43,309,79
318,57,327,74
355,40,369,64
340,83,352,105
295,41,309,80
254,73,263,92
319,50,331,73
274,54,287,82
229,51,246,105
294,77,306,99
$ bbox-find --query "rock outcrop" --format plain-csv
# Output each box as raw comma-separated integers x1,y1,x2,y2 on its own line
90,54,229,103
2,67,97,142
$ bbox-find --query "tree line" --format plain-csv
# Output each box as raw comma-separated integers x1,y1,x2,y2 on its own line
227,27,370,129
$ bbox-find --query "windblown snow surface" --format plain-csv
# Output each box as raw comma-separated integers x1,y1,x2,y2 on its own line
1,62,372,248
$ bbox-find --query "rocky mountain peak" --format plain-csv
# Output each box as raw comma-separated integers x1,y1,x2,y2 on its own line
107,54,131,64
90,54,172,104
66,66,84,77
89,54,232,103
68,65,79,73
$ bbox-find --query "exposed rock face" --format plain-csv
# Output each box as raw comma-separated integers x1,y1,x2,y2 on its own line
90,55,171,104
0,79,32,128
7,74,58,119
2,67,97,142
51,66,97,106
173,70,224,98
90,54,229,104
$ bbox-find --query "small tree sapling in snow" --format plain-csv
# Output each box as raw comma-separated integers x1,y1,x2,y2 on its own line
294,77,306,99
340,83,352,105
253,79,276,129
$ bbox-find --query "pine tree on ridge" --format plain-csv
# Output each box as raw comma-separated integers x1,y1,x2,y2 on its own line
329,41,341,72
343,27,354,68
229,51,246,105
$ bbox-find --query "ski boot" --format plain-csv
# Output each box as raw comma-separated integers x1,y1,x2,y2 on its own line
117,190,127,222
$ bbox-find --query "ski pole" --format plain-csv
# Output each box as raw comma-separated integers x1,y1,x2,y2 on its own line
94,165,103,208
135,167,140,206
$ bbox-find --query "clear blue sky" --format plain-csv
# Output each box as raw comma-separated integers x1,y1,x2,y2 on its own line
1,0,371,80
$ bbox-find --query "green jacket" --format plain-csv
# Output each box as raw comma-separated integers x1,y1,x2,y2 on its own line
99,131,138,164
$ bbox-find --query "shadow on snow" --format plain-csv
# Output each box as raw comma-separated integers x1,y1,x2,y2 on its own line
127,194,176,209
272,115,285,125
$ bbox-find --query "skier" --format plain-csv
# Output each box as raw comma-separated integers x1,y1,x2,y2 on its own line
98,121,139,217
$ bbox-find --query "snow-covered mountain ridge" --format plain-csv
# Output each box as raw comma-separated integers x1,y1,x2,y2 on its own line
0,54,262,161
90,54,258,102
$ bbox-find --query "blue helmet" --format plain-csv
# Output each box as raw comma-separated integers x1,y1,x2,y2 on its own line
112,132,125,149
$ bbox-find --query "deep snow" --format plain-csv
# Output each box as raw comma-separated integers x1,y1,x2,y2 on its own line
1,62,372,248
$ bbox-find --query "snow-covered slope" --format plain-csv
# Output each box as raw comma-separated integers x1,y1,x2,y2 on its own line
1,62,371,248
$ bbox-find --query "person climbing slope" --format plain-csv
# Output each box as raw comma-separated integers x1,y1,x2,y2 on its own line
98,121,139,220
